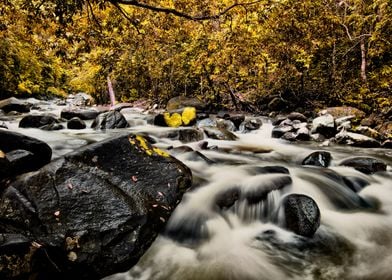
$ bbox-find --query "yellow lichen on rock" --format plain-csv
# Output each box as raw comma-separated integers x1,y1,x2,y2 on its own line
181,107,196,126
164,112,183,128
129,135,169,157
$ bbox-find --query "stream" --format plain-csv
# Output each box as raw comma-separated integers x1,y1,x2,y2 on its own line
2,101,392,280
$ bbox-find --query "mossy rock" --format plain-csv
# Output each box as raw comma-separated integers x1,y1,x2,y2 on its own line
321,107,365,120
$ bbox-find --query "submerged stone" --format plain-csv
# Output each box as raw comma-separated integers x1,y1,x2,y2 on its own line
339,156,387,174
91,111,129,129
302,151,332,167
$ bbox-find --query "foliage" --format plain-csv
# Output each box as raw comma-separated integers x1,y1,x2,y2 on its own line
0,0,391,113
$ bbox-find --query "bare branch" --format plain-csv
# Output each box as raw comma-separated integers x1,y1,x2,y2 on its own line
109,0,141,33
111,0,265,21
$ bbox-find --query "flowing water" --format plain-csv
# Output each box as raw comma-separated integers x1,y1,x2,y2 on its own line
2,101,392,280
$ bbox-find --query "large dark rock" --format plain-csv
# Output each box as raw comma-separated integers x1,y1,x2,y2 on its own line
0,134,192,279
61,107,100,120
0,130,52,179
321,106,365,120
280,194,320,237
91,111,129,129
0,97,31,113
178,128,204,143
339,156,387,174
201,126,238,141
302,151,332,167
19,114,59,128
67,117,86,130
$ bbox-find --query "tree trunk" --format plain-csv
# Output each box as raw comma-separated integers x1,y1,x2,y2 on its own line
360,36,367,83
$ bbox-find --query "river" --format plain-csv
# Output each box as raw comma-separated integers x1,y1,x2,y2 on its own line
3,101,392,280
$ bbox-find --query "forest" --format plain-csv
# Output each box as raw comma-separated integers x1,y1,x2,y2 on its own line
0,0,391,113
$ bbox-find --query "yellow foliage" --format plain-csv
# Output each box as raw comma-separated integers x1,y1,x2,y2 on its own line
164,112,183,128
181,107,196,126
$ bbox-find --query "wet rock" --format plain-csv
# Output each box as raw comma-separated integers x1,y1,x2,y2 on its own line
0,130,52,179
202,126,238,141
40,123,65,131
0,122,7,129
281,132,298,141
91,111,129,130
166,96,206,111
168,145,194,156
228,114,245,129
61,107,100,120
280,194,320,237
0,134,192,279
217,119,236,132
186,151,216,164
361,113,381,128
381,139,392,148
19,114,59,128
343,176,370,192
239,118,263,133
312,114,336,138
271,125,293,138
197,118,217,128
339,156,387,174
0,97,31,113
302,151,332,167
246,165,290,175
67,117,87,130
215,187,241,209
243,175,292,205
335,130,380,148
299,168,372,210
154,107,197,127
178,128,204,143
287,112,307,122
310,133,326,142
216,110,230,119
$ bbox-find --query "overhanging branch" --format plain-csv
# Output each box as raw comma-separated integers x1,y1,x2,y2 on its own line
111,0,265,21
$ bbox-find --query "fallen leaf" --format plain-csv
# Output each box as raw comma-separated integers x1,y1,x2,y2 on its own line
131,176,138,182
54,210,60,217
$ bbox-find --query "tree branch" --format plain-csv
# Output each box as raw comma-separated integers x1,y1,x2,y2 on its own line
112,0,265,21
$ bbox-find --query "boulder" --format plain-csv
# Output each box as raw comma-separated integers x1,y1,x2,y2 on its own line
0,130,52,179
342,176,370,192
91,111,129,130
280,194,320,237
217,119,236,132
0,97,31,113
271,125,293,138
376,121,392,139
339,156,387,174
154,107,197,127
0,134,192,279
227,114,245,129
166,96,206,111
312,114,336,138
320,107,365,120
61,108,100,120
302,151,332,167
40,123,65,131
201,126,238,141
178,128,204,143
287,112,307,122
353,126,382,140
67,117,86,130
335,130,380,148
197,118,217,128
239,118,263,133
381,140,392,148
19,114,59,128
67,92,94,106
